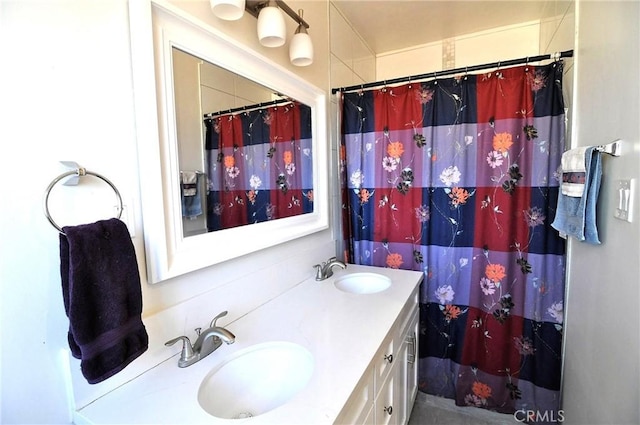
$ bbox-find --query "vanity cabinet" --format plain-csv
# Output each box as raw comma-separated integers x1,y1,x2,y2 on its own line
336,286,419,425
74,265,424,424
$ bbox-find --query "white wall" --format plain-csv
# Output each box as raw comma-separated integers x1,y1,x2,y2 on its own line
1,2,140,422
561,1,640,423
0,0,333,423
376,21,541,80
373,3,576,128
329,3,376,89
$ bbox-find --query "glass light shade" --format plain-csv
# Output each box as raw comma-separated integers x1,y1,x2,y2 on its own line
289,29,313,66
257,5,286,48
210,0,245,20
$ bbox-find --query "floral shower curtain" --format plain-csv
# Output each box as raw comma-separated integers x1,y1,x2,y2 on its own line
204,102,313,231
340,62,566,415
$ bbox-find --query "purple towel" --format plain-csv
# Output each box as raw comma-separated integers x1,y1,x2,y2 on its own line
59,218,148,384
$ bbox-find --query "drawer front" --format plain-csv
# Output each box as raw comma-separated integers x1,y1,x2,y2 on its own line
376,374,396,425
375,335,395,390
335,367,375,425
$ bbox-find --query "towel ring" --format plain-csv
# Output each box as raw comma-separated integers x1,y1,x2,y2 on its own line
44,167,123,234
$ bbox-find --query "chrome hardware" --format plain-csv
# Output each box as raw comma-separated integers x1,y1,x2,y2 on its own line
210,310,229,327
407,332,417,365
164,336,195,367
165,311,236,368
384,353,393,364
313,256,347,281
383,406,393,415
595,139,622,157
412,331,417,361
43,161,124,234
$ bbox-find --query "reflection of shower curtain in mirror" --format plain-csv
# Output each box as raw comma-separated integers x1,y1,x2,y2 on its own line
340,63,566,416
204,102,313,231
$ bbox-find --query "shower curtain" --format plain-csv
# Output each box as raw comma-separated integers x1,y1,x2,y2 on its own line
340,62,566,415
204,102,313,231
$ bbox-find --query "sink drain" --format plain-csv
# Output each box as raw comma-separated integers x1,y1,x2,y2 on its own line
234,412,254,419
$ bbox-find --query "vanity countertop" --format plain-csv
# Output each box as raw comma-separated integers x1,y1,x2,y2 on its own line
74,264,423,424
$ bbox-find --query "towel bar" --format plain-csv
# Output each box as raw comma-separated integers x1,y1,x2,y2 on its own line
44,163,123,234
595,139,621,157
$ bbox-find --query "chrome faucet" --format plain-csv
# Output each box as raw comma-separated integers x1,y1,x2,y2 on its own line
314,256,347,281
165,310,236,368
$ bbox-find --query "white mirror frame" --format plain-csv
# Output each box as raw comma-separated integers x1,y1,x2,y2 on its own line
128,0,328,283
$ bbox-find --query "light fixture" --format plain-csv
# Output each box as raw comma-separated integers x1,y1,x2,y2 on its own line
210,0,246,21
289,10,313,66
218,0,314,66
257,0,286,48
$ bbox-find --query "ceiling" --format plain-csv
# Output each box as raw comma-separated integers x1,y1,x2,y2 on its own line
331,0,552,54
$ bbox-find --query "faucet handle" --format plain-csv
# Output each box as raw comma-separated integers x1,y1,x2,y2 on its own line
165,336,194,361
210,310,228,328
313,263,324,280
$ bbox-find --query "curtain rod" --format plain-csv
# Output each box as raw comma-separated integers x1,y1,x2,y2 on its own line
331,49,574,94
204,97,293,119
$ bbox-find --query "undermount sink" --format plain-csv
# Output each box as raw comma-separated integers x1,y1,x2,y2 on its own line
198,342,314,419
334,272,392,294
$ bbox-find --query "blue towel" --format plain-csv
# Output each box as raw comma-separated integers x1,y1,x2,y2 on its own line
181,172,203,219
551,147,602,244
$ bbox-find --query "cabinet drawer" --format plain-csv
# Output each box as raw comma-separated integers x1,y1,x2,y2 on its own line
374,334,395,392
376,373,396,425
335,367,375,425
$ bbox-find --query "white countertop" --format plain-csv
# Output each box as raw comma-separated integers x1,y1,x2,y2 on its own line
75,265,423,425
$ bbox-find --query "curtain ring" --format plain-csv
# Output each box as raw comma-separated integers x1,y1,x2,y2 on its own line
524,57,530,72
433,71,438,85
464,66,468,80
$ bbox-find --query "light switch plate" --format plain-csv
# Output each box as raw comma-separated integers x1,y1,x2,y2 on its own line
614,179,634,222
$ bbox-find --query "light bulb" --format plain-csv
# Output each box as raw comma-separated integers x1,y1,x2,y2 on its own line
289,25,313,66
210,0,245,21
257,1,286,48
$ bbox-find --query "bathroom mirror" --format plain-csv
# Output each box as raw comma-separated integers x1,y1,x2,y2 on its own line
130,0,328,283
173,47,315,238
